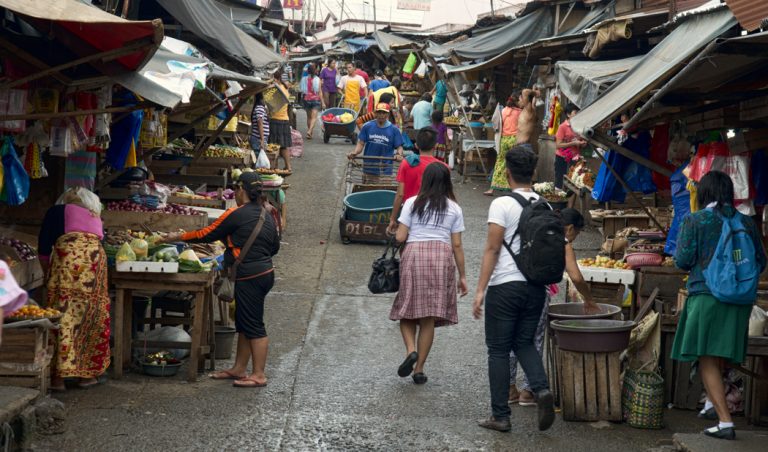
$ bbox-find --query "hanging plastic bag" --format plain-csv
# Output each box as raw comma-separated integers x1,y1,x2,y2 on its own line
1,137,29,205
256,149,271,169
289,128,303,158
448,150,455,169
116,242,137,262
723,154,750,200
748,305,766,337
688,142,729,182
414,60,428,78
402,53,418,75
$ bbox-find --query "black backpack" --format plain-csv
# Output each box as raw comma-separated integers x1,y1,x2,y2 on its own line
502,192,566,285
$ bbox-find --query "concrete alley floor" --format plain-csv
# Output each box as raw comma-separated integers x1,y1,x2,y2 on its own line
32,113,763,451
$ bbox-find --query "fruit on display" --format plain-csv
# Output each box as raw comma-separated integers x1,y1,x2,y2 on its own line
532,182,569,202
178,248,213,273
266,143,280,153
144,351,180,366
567,158,595,189
256,168,292,176
444,116,460,125
0,237,37,261
662,256,675,267
9,304,61,321
203,145,248,159
578,255,631,269
106,201,205,216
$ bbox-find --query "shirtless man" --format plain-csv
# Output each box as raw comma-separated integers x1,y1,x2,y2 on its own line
515,88,541,147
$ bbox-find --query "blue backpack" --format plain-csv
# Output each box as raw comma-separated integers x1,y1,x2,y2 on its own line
702,209,760,304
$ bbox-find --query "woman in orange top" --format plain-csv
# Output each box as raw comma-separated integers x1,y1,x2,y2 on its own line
485,94,522,195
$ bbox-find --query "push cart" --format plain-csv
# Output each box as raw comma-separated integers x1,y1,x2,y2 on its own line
339,156,400,244
321,107,358,144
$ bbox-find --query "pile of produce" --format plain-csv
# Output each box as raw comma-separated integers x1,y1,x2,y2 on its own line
626,239,665,254
106,200,205,216
0,237,37,261
203,145,248,159
322,112,354,124
144,351,180,366
532,182,569,202
266,143,280,153
567,158,595,189
256,168,292,176
260,174,283,187
578,255,631,270
8,304,61,321
187,242,226,261
662,256,675,267
444,116,460,126
178,249,213,272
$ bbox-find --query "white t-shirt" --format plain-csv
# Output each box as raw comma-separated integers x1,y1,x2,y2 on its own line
487,190,540,286
399,197,465,244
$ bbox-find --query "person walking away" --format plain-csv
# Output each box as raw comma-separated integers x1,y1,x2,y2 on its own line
268,69,293,171
411,93,434,131
320,59,338,108
159,172,281,388
369,69,390,94
303,64,325,139
387,128,448,235
430,110,450,161
509,208,597,405
348,103,403,183
472,146,559,432
250,92,269,155
485,94,522,196
431,78,448,114
391,163,468,384
516,88,541,147
672,171,766,440
39,187,110,391
338,63,367,113
554,104,587,189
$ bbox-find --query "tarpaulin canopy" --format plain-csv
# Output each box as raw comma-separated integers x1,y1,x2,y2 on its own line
213,0,263,23
345,38,376,54
0,0,162,73
555,55,643,108
624,30,768,130
157,0,282,70
372,30,415,56
427,7,555,60
570,6,737,137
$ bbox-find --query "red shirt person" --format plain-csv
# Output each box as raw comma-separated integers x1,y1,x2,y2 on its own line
387,127,449,234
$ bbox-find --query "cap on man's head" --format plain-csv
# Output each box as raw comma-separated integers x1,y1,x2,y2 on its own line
375,102,391,113
236,171,263,188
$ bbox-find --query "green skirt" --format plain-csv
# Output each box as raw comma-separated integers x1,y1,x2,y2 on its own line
490,135,516,191
671,293,752,364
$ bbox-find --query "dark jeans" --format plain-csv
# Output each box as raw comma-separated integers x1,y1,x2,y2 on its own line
554,155,569,189
485,281,548,420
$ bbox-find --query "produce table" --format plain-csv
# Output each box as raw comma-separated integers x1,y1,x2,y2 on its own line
110,270,216,382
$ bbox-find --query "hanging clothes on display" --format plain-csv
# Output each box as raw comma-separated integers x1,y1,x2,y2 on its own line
106,109,143,170
664,162,691,255
65,150,97,191
649,124,675,190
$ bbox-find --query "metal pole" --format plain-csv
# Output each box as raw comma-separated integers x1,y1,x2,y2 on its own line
490,0,494,17
373,0,377,31
340,0,345,22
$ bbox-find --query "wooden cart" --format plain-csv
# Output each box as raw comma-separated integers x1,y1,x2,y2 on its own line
339,156,398,244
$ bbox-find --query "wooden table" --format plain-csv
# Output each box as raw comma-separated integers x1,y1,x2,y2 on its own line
459,137,495,183
111,271,216,382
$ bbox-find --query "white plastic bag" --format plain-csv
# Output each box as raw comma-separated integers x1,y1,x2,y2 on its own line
448,150,455,169
415,60,428,78
256,149,271,169
56,186,102,216
134,326,191,360
748,305,766,337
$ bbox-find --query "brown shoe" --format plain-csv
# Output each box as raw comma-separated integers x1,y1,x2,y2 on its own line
508,385,520,404
478,417,511,432
519,389,537,407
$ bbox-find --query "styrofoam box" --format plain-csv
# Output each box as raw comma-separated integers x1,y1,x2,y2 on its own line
116,261,179,273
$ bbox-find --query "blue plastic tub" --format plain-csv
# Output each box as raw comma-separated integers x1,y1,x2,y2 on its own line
343,190,395,224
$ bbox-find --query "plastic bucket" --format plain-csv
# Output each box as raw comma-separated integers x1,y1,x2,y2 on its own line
343,190,396,223
214,326,237,359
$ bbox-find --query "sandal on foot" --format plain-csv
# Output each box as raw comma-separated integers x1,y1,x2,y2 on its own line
233,378,267,388
398,352,418,377
412,373,427,385
483,190,494,197
78,379,99,389
210,370,246,380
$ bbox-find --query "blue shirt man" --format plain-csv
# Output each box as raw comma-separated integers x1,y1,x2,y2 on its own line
348,103,404,176
411,93,433,130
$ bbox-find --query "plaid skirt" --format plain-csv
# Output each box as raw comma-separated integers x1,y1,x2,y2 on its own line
390,241,458,327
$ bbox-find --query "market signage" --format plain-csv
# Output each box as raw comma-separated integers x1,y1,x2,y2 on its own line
397,0,431,11
283,0,303,9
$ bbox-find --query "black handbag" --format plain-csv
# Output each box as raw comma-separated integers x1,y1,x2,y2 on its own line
368,240,401,294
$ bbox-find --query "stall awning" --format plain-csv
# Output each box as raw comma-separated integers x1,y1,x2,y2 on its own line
0,0,162,73
372,30,415,56
157,0,283,70
555,56,643,109
624,30,768,130
570,7,738,137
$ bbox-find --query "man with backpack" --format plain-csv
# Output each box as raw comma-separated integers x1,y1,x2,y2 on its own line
472,146,563,433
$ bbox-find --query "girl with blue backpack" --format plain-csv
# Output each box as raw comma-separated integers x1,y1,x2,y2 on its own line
672,171,766,440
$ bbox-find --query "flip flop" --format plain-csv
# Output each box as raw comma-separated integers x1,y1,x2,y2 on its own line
233,378,267,388
78,380,99,389
209,370,246,380
483,190,494,197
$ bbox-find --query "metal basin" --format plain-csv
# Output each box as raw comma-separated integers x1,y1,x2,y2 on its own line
550,319,636,353
548,303,621,321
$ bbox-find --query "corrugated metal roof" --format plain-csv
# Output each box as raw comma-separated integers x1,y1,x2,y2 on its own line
725,0,768,31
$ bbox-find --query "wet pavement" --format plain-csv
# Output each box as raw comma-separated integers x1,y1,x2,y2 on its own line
32,114,758,451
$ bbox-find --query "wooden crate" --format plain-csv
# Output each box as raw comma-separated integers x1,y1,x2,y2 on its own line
587,282,625,307
0,358,50,393
558,350,623,421
0,247,43,291
601,215,654,238
0,327,48,364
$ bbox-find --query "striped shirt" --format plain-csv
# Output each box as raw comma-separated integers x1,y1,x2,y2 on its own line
251,104,270,143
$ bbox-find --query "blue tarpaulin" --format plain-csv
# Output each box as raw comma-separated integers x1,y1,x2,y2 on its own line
344,38,376,53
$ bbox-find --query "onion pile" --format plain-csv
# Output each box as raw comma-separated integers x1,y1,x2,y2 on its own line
0,237,37,261
106,201,205,216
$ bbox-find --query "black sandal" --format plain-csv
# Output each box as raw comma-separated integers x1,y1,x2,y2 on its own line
397,352,418,377
412,372,427,385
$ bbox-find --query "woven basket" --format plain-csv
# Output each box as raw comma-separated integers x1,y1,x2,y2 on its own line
622,369,665,429
625,252,663,269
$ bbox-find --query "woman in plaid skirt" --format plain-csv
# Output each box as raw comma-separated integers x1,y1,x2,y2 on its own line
390,163,468,384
